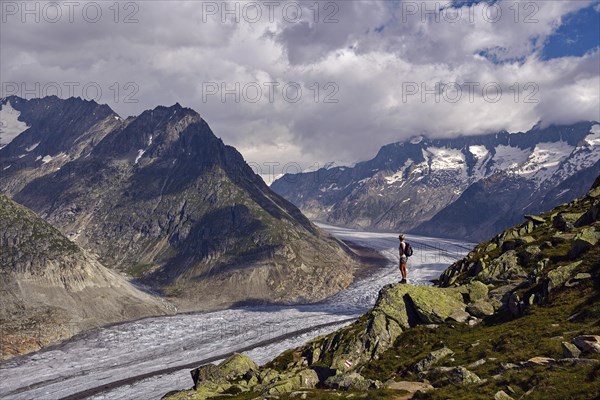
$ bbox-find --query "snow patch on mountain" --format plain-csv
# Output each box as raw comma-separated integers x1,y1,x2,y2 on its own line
0,101,29,147
135,149,145,164
384,159,413,184
515,141,573,184
26,142,40,152
492,145,530,170
469,145,488,159
426,147,468,179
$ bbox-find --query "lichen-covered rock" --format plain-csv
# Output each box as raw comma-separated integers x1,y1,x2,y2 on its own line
219,353,258,380
263,369,319,395
569,227,600,258
428,366,481,386
562,342,582,358
495,390,515,400
479,251,527,283
259,368,281,385
404,286,466,324
466,281,489,302
191,364,226,389
285,284,468,372
413,347,454,374
466,300,495,318
544,261,582,295
324,372,381,391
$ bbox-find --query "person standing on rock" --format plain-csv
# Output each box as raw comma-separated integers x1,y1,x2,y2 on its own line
399,234,408,284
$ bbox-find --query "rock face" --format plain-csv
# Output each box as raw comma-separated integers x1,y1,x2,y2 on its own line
271,122,600,241
1,96,362,311
295,284,469,371
185,353,318,399
0,195,171,360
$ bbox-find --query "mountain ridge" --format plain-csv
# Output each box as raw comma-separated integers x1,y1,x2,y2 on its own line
271,122,600,241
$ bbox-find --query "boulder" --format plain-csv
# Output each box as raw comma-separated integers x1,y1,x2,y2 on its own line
575,201,599,227
479,251,527,284
545,261,582,294
404,287,467,324
561,342,582,358
553,213,580,232
466,281,489,302
191,364,226,389
324,372,380,391
525,215,546,224
264,369,319,395
292,284,467,372
489,282,525,312
413,347,454,374
573,335,600,354
569,227,600,258
219,353,258,380
519,245,541,265
429,366,481,386
495,390,515,400
259,368,281,385
467,300,495,318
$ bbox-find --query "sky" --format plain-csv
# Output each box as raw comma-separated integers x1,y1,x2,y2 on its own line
1,0,599,183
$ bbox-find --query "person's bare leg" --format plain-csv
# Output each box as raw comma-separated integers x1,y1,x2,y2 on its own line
400,262,407,280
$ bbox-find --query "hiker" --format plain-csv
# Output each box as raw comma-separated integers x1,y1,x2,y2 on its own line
398,234,412,284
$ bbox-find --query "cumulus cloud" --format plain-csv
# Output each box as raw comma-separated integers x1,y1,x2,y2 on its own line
1,0,598,179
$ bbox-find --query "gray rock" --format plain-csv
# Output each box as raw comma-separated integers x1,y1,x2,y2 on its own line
573,335,600,353
467,300,495,318
561,342,581,358
467,358,487,369
570,227,600,258
545,261,582,295
413,347,454,374
324,372,380,391
434,366,482,385
495,390,515,400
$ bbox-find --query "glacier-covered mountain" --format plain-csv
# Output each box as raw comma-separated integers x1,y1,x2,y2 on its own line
271,122,600,241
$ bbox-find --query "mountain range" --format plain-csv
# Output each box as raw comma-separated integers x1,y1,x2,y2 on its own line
0,95,366,317
271,122,600,241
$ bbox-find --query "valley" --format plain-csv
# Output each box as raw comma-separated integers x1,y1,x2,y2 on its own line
0,226,471,400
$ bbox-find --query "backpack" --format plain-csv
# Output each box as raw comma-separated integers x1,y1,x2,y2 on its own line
403,242,413,257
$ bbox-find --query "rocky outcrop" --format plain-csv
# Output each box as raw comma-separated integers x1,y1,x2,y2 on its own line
0,195,172,360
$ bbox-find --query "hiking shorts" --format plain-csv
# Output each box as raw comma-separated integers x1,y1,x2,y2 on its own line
400,255,408,264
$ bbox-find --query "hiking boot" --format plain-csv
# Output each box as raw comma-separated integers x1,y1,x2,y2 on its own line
400,279,407,284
